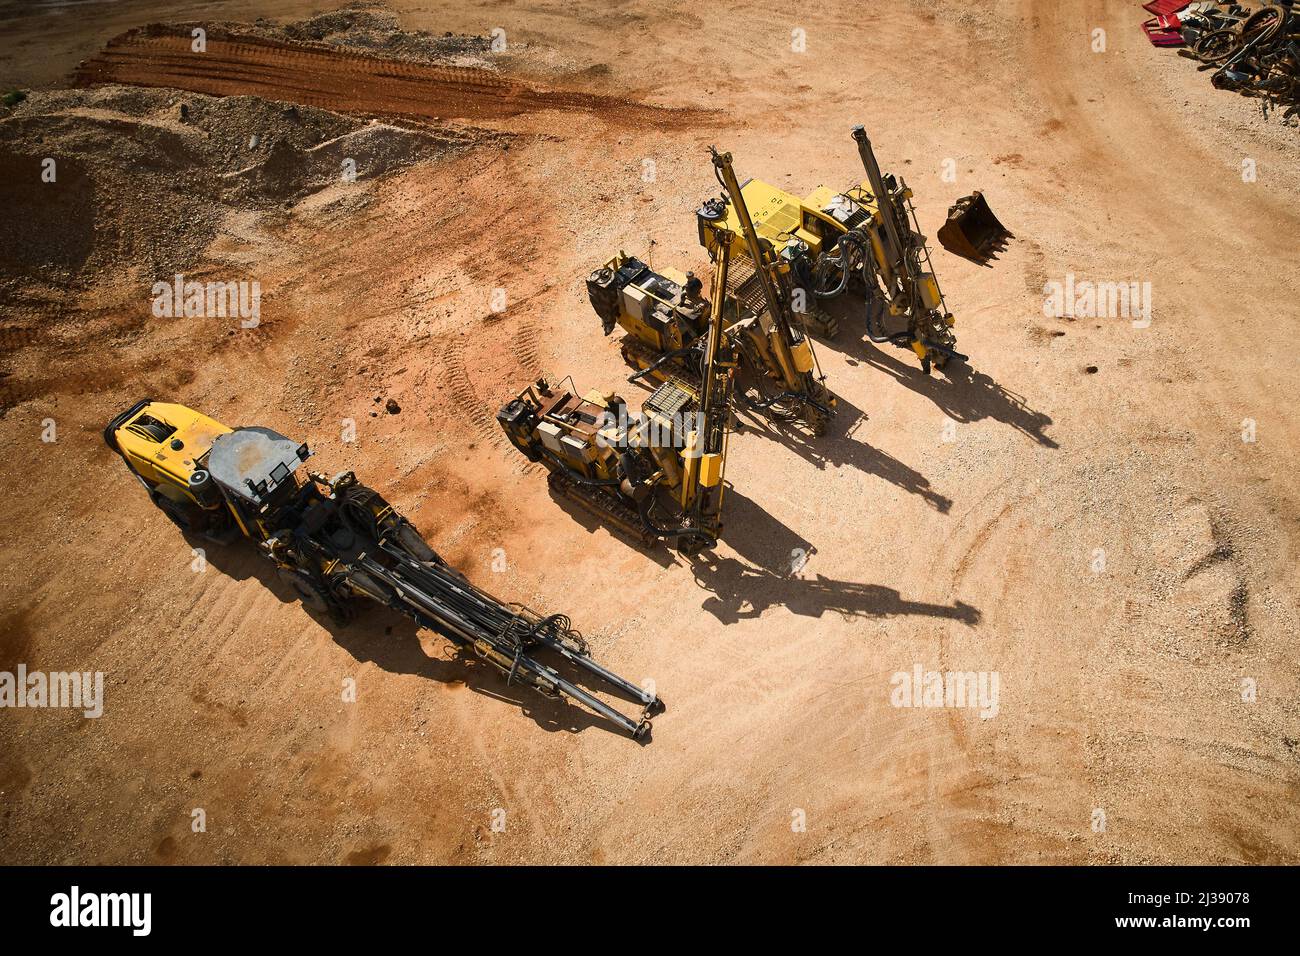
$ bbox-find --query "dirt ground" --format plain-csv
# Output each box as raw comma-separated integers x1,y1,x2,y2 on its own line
1,0,1297,865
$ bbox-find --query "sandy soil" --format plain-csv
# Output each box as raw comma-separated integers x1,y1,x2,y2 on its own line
0,0,1297,865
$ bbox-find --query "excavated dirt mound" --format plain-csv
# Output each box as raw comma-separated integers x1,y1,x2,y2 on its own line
249,4,496,66
0,85,494,301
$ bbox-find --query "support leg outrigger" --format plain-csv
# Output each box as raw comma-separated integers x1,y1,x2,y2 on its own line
850,126,962,374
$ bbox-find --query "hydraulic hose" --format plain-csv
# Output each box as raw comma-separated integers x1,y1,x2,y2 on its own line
813,251,850,298
634,489,716,550
812,230,871,299
746,390,834,418
628,345,698,384
922,340,969,362
864,295,907,344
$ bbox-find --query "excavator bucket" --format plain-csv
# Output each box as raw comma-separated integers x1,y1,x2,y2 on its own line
937,191,1013,264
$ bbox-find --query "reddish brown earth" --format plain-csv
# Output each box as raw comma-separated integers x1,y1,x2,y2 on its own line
72,26,710,125
0,0,1296,865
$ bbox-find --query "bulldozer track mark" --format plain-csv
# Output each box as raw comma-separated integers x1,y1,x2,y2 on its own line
514,317,543,377
437,339,498,448
74,29,713,128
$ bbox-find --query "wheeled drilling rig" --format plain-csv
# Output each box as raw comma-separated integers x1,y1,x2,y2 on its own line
105,400,661,738
587,148,836,437
499,236,738,555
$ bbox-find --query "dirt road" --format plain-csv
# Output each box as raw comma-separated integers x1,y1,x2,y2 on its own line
0,0,1296,865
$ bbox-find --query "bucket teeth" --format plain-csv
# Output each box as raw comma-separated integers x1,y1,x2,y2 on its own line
938,191,1013,265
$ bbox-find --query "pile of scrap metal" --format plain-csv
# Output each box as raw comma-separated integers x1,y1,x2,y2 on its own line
1144,1,1300,114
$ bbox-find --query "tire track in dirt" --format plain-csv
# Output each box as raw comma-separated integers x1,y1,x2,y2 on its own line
439,329,543,476
918,473,1079,860
508,316,548,477
1020,0,1300,514
437,338,500,450
73,27,715,128
514,316,543,381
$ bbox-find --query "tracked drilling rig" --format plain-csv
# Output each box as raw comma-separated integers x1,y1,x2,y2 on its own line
105,400,661,738
587,148,836,437
499,237,738,555
699,126,971,375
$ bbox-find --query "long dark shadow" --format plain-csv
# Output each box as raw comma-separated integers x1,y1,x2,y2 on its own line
689,489,981,626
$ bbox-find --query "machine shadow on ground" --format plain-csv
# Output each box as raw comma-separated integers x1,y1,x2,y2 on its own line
522,464,976,628
734,391,953,513
685,488,981,626
814,300,1059,449
546,483,677,569
193,535,655,742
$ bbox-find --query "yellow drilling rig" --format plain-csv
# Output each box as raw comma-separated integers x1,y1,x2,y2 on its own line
587,147,836,436
105,400,662,738
499,229,738,555
697,126,985,375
